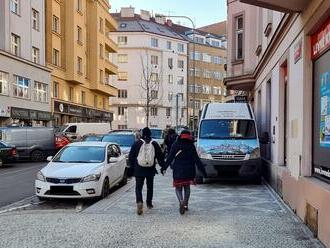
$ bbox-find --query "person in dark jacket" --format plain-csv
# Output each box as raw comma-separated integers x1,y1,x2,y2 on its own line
129,127,165,215
164,128,178,158
162,130,206,215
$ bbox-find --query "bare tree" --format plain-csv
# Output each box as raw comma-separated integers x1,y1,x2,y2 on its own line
140,52,163,127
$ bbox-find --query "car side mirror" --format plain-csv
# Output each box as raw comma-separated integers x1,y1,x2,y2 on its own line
260,132,270,144
108,157,118,163
46,156,53,162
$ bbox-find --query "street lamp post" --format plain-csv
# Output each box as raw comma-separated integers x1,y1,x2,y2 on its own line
156,14,196,133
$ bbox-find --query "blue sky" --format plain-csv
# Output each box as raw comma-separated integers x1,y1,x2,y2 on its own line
110,0,227,28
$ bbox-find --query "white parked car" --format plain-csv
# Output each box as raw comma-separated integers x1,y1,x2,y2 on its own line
35,142,127,199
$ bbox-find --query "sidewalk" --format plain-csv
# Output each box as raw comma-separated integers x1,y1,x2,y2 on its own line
0,173,324,248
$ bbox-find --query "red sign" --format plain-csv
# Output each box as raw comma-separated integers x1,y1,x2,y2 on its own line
294,39,302,64
311,16,330,60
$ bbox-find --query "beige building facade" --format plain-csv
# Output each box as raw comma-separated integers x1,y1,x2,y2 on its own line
226,0,330,246
46,0,118,127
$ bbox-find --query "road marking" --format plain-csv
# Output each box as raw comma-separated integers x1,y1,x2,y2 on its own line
0,165,44,177
0,203,32,214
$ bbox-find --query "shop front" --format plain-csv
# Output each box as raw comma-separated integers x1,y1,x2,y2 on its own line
53,100,113,127
7,107,52,127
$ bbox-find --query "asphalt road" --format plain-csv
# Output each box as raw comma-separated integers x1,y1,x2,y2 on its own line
0,162,46,208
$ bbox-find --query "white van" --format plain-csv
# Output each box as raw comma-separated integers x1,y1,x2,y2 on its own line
197,103,266,183
58,123,111,141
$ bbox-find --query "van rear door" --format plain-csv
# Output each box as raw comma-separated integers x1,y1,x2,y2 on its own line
9,128,28,157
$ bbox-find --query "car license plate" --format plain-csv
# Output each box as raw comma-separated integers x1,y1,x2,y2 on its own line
50,186,73,194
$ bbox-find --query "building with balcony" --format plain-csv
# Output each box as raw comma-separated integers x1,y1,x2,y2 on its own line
0,0,52,127
226,0,330,246
109,7,188,130
45,0,118,126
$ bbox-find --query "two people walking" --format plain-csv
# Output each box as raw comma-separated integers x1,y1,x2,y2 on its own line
129,127,206,215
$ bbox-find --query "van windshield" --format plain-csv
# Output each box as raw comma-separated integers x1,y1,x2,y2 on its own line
58,125,68,132
199,120,256,139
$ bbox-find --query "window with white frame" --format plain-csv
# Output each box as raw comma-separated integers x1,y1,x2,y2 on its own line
194,36,204,44
202,85,211,94
235,15,244,60
168,74,173,84
177,43,184,53
11,33,20,56
151,90,158,99
177,93,184,102
32,47,40,64
118,89,127,98
118,72,128,81
167,41,172,50
212,87,222,95
151,38,158,48
52,15,60,33
151,55,158,65
32,9,39,31
13,76,30,99
118,106,127,116
34,81,48,103
117,36,127,45
212,56,222,64
10,0,19,14
211,40,220,47
204,70,212,79
168,92,173,101
168,58,173,69
77,57,82,73
213,71,223,80
117,54,128,63
177,76,184,85
77,26,82,44
203,53,211,63
188,85,195,93
151,107,158,116
178,60,184,69
150,73,158,82
0,72,9,95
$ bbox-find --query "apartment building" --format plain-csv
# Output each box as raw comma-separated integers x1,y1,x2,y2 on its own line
110,8,188,130
172,23,227,129
45,0,118,126
0,0,51,127
225,0,330,246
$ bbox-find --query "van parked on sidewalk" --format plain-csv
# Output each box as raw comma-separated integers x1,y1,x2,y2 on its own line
0,127,56,161
197,103,268,183
57,123,111,142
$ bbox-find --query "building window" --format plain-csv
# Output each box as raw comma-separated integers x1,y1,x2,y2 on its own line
118,72,128,81
99,44,104,58
151,55,158,65
99,18,103,33
81,91,86,105
13,76,30,99
203,53,211,63
151,107,158,116
118,125,128,130
212,56,222,64
178,60,184,69
151,38,158,48
177,76,184,85
168,92,173,101
167,41,172,50
168,75,173,84
77,57,82,74
0,72,9,95
32,9,39,31
211,40,221,47
94,95,98,108
150,73,158,82
11,33,20,56
10,0,19,15
204,70,212,79
53,82,59,98
52,15,60,33
151,90,158,99
103,97,106,109
235,15,244,60
118,106,127,116
69,87,74,101
99,70,104,83
118,89,127,98
34,81,48,103
177,43,184,53
117,54,128,63
168,58,173,69
77,26,82,44
203,85,211,94
166,108,171,117
117,36,127,45
77,0,82,12
181,108,185,118
31,47,40,64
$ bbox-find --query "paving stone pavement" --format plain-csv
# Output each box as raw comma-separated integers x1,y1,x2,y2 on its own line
0,173,325,248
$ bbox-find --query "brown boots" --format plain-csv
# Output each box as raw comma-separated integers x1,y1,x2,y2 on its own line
137,202,143,215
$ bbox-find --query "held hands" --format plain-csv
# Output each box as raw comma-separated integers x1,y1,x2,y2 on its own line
160,168,166,176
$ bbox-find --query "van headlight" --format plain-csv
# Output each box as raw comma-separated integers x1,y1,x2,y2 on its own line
81,173,101,183
197,147,213,160
36,171,46,182
250,148,261,159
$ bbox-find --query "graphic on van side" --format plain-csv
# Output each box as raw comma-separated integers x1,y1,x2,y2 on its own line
198,139,258,155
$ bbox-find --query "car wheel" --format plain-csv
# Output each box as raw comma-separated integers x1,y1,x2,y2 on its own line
37,196,48,201
101,177,110,199
31,150,45,162
119,169,128,186
195,176,204,184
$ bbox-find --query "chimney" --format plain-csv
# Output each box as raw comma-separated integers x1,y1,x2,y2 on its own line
155,14,166,25
166,19,173,27
120,7,135,18
140,10,150,21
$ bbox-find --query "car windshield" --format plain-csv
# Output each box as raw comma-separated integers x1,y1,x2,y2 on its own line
151,129,162,139
102,134,135,147
199,120,256,139
83,136,102,141
53,146,105,163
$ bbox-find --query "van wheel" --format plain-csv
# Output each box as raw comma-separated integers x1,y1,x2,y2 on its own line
31,150,45,162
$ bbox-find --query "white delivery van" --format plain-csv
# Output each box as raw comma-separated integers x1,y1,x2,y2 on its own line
197,103,266,183
58,123,111,141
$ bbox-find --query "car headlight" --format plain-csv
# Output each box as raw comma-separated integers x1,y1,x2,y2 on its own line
36,171,45,182
81,173,101,183
197,147,213,160
250,148,261,159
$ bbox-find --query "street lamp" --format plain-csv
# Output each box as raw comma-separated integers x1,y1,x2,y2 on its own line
155,14,196,133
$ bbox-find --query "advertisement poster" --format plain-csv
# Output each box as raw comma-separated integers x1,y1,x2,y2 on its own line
320,71,330,147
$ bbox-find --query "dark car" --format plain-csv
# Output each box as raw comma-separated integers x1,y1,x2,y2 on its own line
81,134,104,142
0,141,18,166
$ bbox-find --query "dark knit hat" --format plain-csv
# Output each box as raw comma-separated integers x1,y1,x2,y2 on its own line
142,127,151,138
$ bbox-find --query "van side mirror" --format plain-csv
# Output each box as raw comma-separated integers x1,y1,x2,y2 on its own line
260,132,270,144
